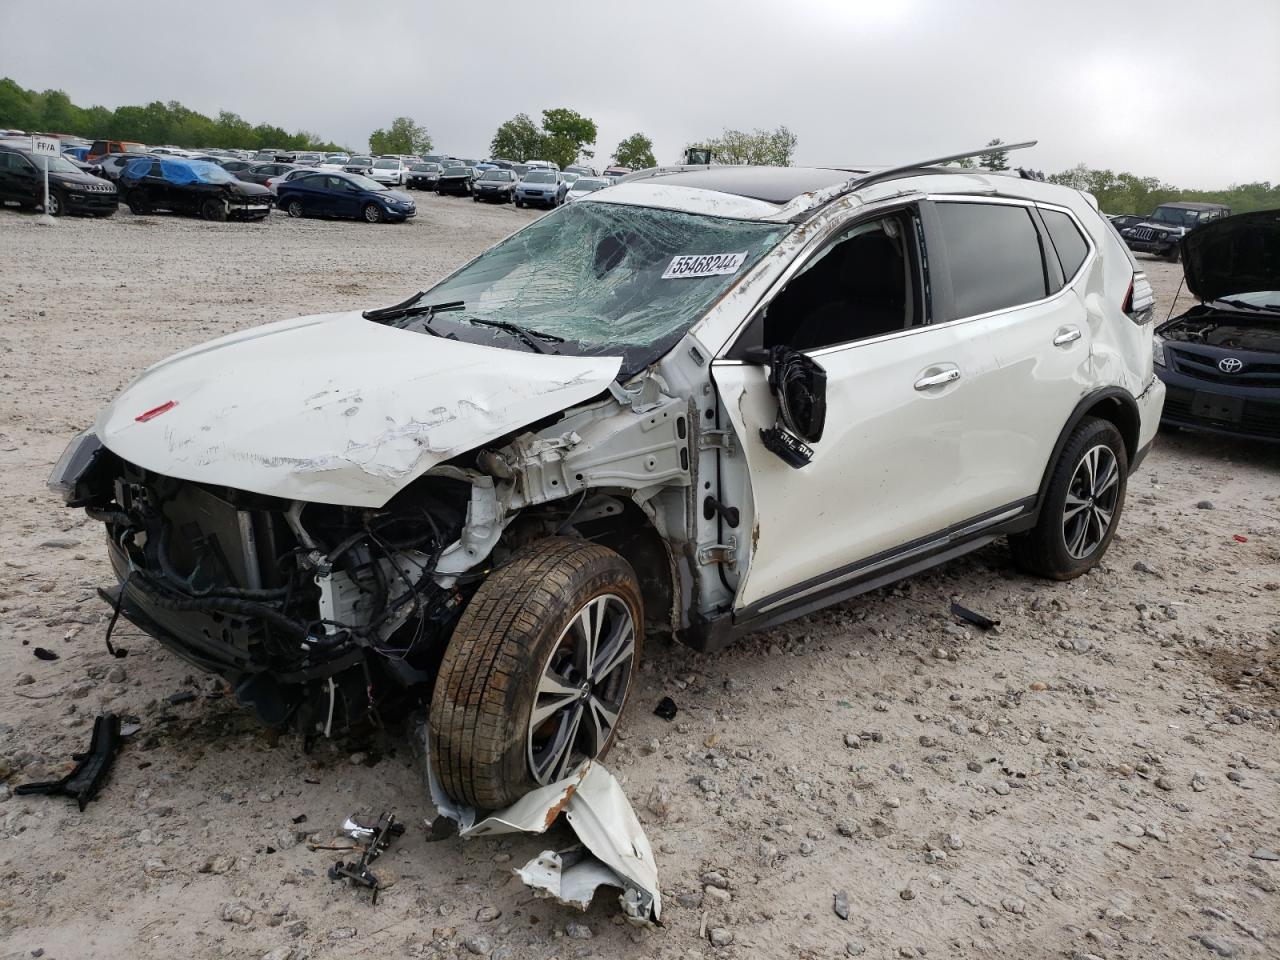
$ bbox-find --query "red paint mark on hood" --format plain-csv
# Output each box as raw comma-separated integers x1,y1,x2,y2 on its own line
135,400,177,422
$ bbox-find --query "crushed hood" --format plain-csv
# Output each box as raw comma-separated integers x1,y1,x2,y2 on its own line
1181,208,1280,304
96,310,621,507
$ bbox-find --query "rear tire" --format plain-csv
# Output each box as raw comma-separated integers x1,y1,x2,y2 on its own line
429,537,643,809
1009,417,1128,580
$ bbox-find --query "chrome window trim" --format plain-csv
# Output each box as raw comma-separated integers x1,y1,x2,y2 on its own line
713,192,1099,366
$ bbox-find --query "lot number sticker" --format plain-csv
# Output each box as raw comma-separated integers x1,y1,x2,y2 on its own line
662,252,747,279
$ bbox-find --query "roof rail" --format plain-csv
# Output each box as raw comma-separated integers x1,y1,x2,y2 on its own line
796,140,1037,220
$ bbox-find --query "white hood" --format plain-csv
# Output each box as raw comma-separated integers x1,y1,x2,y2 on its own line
96,310,621,507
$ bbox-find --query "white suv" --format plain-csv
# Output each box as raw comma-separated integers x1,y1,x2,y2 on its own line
51,146,1164,810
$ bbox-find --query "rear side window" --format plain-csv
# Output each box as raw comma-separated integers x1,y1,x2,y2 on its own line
1040,208,1090,281
935,202,1047,318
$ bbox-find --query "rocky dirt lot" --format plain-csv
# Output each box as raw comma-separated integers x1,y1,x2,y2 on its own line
0,200,1277,960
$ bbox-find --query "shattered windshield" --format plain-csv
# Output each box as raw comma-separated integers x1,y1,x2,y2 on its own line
415,202,790,371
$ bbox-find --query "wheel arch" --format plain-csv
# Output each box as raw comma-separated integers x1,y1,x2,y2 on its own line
1037,387,1140,508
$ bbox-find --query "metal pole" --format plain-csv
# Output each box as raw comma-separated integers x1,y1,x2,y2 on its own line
43,158,49,214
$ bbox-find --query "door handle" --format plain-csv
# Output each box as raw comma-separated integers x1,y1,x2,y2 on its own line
1053,327,1082,346
914,367,961,390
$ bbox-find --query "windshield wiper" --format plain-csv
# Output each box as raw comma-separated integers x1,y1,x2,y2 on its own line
363,294,466,334
1216,298,1280,313
463,317,565,355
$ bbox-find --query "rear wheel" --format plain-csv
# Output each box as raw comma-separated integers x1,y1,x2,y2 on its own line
1009,417,1128,580
362,202,383,223
429,537,643,809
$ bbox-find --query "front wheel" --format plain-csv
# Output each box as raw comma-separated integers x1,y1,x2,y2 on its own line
201,198,227,222
1165,246,1181,263
362,202,383,223
45,190,65,216
1009,417,1128,580
429,537,643,809
126,190,149,215
286,199,304,218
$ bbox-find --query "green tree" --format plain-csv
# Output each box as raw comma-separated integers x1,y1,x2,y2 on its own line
696,125,797,166
979,138,1009,171
540,107,598,169
613,132,656,170
368,116,433,156
489,113,544,162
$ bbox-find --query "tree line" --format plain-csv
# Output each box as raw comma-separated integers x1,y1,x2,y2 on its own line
4,78,1273,212
0,77,345,152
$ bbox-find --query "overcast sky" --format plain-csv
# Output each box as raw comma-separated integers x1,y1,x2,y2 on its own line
2,0,1276,185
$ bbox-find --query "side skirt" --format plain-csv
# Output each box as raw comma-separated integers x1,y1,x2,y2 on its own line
680,497,1035,653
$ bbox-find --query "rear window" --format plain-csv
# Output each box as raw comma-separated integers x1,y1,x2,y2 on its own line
1040,208,1090,281
935,202,1047,319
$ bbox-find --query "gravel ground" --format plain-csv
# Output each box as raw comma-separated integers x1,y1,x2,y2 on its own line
0,200,1277,960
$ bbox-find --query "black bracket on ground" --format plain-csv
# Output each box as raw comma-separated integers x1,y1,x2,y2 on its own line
15,713,122,811
328,811,405,905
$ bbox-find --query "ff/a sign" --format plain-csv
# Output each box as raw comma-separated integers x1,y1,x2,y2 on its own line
31,135,59,157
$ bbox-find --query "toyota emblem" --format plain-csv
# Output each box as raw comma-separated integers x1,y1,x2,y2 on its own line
1218,357,1244,374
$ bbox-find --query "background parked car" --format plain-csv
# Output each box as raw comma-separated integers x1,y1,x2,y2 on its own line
368,157,406,186
319,155,350,170
601,165,632,181
343,156,375,175
86,139,147,162
1107,214,1145,231
1120,201,1232,262
0,141,117,216
406,162,443,190
237,162,300,194
275,170,415,223
93,152,152,182
1153,209,1280,442
524,159,557,171
472,168,518,203
563,176,609,202
564,164,597,177
294,152,324,167
120,156,272,221
436,164,476,196
514,169,565,208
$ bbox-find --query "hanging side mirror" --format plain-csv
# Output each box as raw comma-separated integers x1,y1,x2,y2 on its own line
741,346,827,467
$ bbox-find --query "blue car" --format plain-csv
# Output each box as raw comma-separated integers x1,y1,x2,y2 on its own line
275,170,416,223
514,169,567,208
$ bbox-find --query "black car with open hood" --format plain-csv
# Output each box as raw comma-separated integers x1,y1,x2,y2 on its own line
1154,209,1280,441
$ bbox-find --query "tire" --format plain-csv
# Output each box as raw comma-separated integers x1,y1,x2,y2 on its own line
201,198,227,222
429,536,644,809
515,198,524,208
45,189,65,217
1165,246,1181,263
362,202,383,224
126,190,149,215
1009,417,1128,580
286,199,304,218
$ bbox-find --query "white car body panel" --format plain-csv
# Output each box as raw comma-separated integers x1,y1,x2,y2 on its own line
368,163,404,185
584,182,780,221
94,310,622,508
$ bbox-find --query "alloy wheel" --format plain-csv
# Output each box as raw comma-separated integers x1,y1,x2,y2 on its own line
527,593,637,784
1062,444,1120,560
46,192,61,216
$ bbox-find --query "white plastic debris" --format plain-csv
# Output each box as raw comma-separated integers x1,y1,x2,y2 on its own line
425,756,661,925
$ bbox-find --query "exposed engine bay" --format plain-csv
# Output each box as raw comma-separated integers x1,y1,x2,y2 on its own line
1159,310,1280,353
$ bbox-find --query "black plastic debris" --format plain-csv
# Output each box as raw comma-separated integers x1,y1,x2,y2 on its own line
654,697,678,721
328,811,405,904
951,601,999,631
292,814,308,825
16,713,122,811
166,690,197,706
33,647,59,661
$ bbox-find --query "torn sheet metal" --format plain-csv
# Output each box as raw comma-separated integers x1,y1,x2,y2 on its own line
425,755,661,925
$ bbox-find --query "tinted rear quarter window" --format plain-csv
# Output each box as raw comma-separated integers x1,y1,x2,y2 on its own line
935,202,1047,318
1040,208,1090,280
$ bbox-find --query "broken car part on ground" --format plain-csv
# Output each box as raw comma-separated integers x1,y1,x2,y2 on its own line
48,142,1165,864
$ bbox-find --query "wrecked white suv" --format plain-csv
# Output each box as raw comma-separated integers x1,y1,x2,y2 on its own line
51,144,1165,811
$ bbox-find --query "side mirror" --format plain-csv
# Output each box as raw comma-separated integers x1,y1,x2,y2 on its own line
743,346,827,466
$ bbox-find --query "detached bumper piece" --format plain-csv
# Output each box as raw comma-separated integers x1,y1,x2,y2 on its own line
16,713,122,811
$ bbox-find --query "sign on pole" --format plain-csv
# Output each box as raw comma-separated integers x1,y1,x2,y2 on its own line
31,136,59,219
